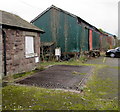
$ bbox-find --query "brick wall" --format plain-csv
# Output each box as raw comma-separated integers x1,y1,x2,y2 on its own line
3,28,40,75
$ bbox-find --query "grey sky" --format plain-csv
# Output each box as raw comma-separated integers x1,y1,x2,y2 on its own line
0,0,119,36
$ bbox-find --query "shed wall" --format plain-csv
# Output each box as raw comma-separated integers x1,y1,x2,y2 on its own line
4,28,40,75
32,7,116,54
33,8,90,54
92,31,100,50
0,29,3,78
99,35,108,51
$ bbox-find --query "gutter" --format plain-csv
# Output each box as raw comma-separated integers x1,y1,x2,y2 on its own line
2,24,45,34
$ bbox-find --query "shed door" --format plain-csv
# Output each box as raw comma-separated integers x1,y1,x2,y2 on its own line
89,30,93,50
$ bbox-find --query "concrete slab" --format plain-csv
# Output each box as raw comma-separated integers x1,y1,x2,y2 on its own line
17,65,93,91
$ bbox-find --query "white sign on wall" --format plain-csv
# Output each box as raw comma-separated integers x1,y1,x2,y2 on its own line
35,57,39,63
55,48,61,56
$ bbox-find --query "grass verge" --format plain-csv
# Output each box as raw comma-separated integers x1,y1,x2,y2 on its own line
2,58,118,110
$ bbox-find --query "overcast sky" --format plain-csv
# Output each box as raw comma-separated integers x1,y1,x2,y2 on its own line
0,0,119,36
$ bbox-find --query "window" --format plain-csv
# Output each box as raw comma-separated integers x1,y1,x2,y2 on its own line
25,36,37,58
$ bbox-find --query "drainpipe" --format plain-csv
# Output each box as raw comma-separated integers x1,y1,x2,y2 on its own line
2,29,7,76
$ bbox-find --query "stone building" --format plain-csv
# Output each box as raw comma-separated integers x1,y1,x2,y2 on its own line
0,10,44,76
0,27,2,78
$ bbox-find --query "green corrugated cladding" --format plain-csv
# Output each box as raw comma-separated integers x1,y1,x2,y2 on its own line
33,10,52,42
32,8,90,53
92,31,100,50
100,35,109,50
80,26,89,51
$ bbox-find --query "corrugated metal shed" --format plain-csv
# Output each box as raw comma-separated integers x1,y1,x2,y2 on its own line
31,5,116,56
31,5,98,53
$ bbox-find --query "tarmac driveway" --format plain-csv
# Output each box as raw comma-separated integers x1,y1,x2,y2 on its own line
17,65,93,91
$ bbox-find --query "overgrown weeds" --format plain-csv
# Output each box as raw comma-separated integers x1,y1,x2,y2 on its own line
2,66,46,83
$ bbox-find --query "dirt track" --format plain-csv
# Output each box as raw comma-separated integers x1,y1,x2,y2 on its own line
17,65,92,91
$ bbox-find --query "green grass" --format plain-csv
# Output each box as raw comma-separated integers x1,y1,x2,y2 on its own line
40,56,89,67
13,71,35,79
0,85,2,111
3,66,45,83
2,85,84,110
2,74,118,110
13,66,45,79
2,58,119,110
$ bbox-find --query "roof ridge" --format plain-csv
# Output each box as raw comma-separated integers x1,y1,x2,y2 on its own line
0,10,19,17
30,5,100,32
0,10,44,33
31,5,77,23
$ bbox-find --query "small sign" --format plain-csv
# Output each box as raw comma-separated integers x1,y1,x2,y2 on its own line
35,57,39,63
55,48,61,56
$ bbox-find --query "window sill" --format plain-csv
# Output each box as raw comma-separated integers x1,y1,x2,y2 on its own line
25,53,38,58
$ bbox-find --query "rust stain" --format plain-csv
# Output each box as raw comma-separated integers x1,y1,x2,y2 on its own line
89,30,92,50
50,8,60,44
64,15,68,52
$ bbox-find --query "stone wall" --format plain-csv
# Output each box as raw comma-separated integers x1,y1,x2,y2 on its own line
0,29,3,78
4,28,40,75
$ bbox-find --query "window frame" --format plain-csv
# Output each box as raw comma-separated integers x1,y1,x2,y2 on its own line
25,36,37,58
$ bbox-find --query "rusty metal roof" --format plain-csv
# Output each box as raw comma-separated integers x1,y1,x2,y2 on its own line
0,10,44,33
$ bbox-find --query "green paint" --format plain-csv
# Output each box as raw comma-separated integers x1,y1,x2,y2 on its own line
92,31,100,50
32,8,90,53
